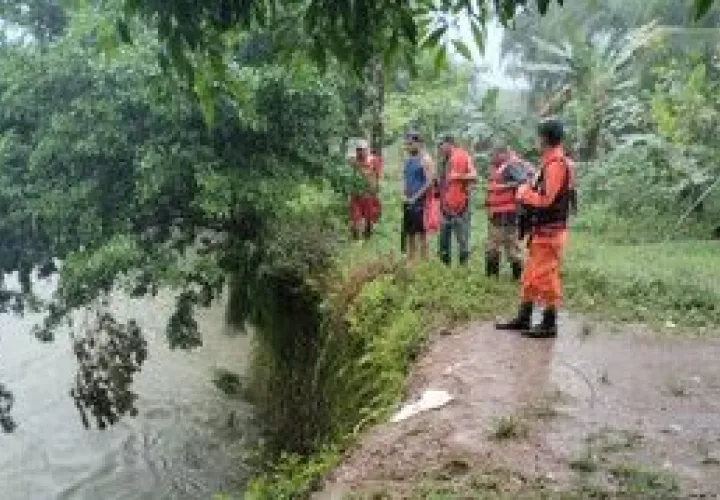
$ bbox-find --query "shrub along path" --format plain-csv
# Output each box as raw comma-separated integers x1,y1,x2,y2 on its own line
316,316,720,499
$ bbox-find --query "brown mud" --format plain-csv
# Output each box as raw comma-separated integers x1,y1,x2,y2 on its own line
316,315,720,499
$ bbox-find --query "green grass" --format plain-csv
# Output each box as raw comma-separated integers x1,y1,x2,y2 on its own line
489,415,530,441
565,236,720,329
609,463,679,497
402,463,678,499
344,200,720,332
521,391,564,420
569,452,600,473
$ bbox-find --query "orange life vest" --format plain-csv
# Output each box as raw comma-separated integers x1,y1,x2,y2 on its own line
487,163,519,215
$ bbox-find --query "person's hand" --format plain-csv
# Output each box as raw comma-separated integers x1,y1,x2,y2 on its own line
516,184,530,200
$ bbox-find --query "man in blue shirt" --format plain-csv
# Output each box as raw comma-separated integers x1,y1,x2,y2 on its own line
402,132,434,262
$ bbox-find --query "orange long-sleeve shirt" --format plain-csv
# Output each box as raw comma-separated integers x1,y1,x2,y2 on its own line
516,145,569,242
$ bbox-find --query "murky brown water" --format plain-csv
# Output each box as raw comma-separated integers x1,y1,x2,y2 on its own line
0,271,254,500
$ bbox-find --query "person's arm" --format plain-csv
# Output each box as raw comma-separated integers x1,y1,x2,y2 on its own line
487,181,521,191
449,155,476,182
487,161,525,190
409,153,434,204
458,157,478,182
517,159,566,207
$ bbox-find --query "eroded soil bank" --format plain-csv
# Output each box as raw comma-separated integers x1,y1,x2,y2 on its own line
316,316,720,498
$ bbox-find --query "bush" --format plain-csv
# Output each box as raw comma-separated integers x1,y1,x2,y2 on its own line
576,145,718,242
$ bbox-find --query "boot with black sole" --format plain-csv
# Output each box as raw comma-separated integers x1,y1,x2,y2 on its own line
522,307,558,338
459,251,469,266
440,252,451,267
495,302,533,331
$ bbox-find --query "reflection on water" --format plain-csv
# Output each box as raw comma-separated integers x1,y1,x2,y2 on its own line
0,272,254,500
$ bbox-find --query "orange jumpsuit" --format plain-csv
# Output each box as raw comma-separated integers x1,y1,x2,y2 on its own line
516,146,570,308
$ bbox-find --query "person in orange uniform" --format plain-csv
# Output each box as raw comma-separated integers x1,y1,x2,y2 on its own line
496,119,573,338
438,136,477,266
484,145,535,279
349,140,383,240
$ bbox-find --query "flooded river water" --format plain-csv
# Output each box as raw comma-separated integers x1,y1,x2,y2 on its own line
0,272,254,499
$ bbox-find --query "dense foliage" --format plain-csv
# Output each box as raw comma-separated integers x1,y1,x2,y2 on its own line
0,4,352,431
113,0,565,76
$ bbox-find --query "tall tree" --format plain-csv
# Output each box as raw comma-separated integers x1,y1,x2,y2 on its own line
0,7,351,431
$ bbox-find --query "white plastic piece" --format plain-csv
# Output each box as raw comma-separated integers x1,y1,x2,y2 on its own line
390,389,453,423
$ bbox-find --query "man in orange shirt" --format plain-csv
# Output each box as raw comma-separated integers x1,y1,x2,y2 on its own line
438,136,477,266
349,140,382,240
496,119,573,338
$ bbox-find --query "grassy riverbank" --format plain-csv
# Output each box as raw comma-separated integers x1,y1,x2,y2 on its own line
243,155,718,499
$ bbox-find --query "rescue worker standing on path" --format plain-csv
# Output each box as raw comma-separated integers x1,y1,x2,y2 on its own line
484,145,534,279
402,132,434,262
349,140,382,240
496,119,573,338
438,136,477,266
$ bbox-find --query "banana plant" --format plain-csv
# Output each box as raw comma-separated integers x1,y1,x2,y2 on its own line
520,21,661,159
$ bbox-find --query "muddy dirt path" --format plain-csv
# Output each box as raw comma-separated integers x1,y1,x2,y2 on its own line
317,316,720,499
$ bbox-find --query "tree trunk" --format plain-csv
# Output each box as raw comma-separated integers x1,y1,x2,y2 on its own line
367,57,384,154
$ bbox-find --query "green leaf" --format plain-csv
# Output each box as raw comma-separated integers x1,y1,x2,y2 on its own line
422,24,447,49
400,12,417,44
470,18,485,54
536,0,551,15
452,39,473,61
97,19,119,57
116,19,132,44
694,0,715,19
433,47,449,71
158,52,170,72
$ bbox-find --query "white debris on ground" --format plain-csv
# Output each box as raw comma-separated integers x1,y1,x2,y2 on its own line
390,389,453,423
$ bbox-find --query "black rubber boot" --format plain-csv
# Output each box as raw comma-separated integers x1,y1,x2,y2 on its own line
511,261,522,281
522,308,558,338
459,251,469,266
485,252,500,277
495,302,533,331
440,252,451,266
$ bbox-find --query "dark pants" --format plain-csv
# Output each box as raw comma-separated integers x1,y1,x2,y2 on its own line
401,202,425,254
402,203,425,235
439,209,470,265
